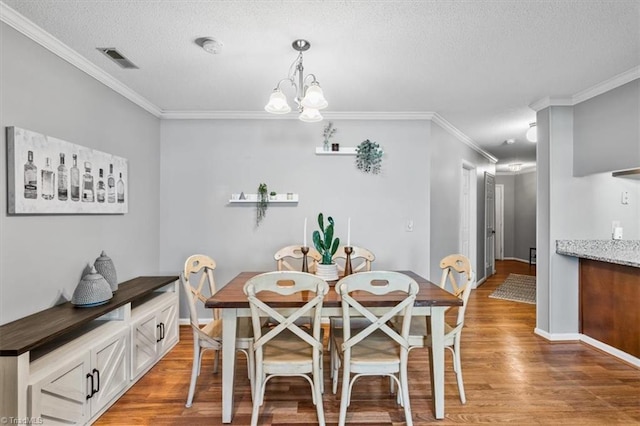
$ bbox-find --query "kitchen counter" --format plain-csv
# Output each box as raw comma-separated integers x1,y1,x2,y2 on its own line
556,240,640,268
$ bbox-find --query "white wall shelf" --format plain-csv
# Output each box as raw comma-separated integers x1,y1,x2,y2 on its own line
315,147,357,155
229,193,299,204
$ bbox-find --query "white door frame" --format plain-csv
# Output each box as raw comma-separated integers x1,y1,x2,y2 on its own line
484,172,496,280
495,184,504,260
461,161,477,287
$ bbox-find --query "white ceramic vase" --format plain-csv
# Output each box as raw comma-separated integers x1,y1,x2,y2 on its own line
315,263,338,281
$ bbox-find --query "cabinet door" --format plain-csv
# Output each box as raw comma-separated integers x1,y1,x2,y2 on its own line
90,327,129,416
157,300,178,355
131,313,158,380
28,353,91,425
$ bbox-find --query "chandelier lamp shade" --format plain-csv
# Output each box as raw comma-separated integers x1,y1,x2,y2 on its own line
526,122,538,143
264,39,328,122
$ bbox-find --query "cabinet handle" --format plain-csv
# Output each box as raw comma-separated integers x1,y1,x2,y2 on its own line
160,322,165,341
156,323,162,342
93,368,100,394
86,373,94,400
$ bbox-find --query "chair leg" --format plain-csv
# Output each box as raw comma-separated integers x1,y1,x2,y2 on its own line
338,365,350,426
453,338,466,404
251,365,264,426
314,372,326,425
185,342,201,408
213,348,220,374
400,362,413,426
247,347,256,402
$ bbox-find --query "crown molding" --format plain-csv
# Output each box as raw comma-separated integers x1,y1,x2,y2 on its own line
530,66,640,112
0,2,162,118
572,66,640,105
159,110,435,120
431,114,498,163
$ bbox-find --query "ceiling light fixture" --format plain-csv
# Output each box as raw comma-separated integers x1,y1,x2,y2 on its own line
265,39,327,122
196,37,223,55
508,163,523,172
526,122,538,143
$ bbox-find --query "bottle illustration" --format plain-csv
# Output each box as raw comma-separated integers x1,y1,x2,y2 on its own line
24,150,37,199
82,162,94,202
41,157,55,200
57,153,68,201
117,172,125,203
107,163,116,203
97,168,106,203
70,154,80,201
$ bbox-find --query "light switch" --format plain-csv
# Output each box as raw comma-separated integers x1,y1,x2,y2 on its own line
621,191,629,205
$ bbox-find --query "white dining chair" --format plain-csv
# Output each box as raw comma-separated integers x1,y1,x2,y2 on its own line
274,245,322,273
332,245,375,273
244,271,328,426
180,254,254,407
333,271,418,426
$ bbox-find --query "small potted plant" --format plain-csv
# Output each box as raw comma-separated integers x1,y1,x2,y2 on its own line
269,191,277,201
312,212,340,281
322,122,337,151
256,183,268,226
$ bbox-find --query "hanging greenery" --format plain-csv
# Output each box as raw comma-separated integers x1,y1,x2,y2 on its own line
256,183,268,226
355,139,383,174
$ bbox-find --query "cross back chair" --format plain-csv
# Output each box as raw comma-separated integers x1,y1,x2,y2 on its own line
405,253,475,404
332,245,375,273
244,271,329,426
180,254,254,407
274,245,322,273
333,271,419,426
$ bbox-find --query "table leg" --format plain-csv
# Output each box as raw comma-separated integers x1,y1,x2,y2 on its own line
429,307,446,419
221,308,238,423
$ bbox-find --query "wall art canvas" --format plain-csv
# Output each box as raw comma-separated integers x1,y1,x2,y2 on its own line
7,126,128,214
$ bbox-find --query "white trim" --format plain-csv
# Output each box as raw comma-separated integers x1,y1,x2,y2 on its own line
0,3,162,118
529,66,640,111
159,110,435,120
432,114,498,163
474,276,486,288
502,257,531,264
534,329,640,367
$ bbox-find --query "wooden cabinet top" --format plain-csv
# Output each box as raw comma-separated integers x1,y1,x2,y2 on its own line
0,276,178,356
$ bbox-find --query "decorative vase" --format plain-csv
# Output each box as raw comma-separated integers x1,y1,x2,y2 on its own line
315,263,339,282
331,143,340,152
94,250,118,292
323,138,330,151
72,266,113,307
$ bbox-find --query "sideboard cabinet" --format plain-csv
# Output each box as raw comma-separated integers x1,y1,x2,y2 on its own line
0,276,179,424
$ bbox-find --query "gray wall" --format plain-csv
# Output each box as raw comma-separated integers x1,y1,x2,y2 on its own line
573,80,640,176
495,175,515,258
514,170,537,261
537,102,640,335
0,23,161,324
159,119,494,318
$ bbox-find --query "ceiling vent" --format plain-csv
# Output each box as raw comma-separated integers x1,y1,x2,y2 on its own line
96,48,139,69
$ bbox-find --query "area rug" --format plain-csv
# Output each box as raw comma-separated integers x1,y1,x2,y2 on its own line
489,273,536,304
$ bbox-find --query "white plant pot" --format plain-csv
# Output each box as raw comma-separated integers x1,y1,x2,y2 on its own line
315,263,339,282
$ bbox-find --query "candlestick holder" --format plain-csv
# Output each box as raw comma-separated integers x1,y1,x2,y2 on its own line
301,246,310,273
344,246,353,276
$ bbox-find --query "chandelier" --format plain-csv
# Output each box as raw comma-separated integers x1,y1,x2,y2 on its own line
264,39,328,122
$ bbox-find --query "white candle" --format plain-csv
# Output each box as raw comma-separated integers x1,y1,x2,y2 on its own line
303,217,307,247
347,217,351,247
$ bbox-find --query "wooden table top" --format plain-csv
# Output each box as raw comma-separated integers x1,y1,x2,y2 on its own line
205,271,462,309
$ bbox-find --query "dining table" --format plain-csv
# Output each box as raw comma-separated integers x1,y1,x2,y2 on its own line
205,270,462,423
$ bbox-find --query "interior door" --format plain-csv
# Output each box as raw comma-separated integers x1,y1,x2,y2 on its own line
485,172,496,278
495,184,504,260
460,166,471,259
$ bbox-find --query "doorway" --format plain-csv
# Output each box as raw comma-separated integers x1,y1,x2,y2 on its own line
495,184,504,260
485,172,496,279
460,162,477,286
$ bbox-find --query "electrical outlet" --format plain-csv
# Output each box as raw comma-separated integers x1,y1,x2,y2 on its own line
621,191,629,205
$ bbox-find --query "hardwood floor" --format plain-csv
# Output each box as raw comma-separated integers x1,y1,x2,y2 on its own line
96,261,640,425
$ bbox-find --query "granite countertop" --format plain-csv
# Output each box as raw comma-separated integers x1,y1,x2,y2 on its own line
556,240,640,268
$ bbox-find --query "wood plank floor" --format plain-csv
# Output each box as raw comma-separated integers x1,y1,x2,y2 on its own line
96,261,640,425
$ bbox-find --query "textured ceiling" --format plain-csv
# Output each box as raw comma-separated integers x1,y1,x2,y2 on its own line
2,0,639,171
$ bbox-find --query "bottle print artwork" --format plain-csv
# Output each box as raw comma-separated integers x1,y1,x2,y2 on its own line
97,168,106,203
117,172,125,203
57,153,68,201
23,150,37,199
82,161,94,202
41,157,55,200
107,163,116,203
70,154,80,201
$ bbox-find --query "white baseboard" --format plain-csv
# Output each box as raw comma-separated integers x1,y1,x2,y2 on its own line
534,328,639,367
502,257,533,264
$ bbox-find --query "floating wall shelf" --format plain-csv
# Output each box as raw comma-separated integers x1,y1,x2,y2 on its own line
315,147,357,155
229,193,299,204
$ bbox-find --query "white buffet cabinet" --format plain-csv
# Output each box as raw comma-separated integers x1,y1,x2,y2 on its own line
0,276,179,425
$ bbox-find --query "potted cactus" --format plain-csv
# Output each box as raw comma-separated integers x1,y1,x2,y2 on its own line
312,212,340,281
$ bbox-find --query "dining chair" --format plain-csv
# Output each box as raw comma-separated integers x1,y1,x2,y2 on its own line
180,254,254,407
403,254,475,404
333,271,419,426
332,245,375,273
274,245,322,273
244,271,329,426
